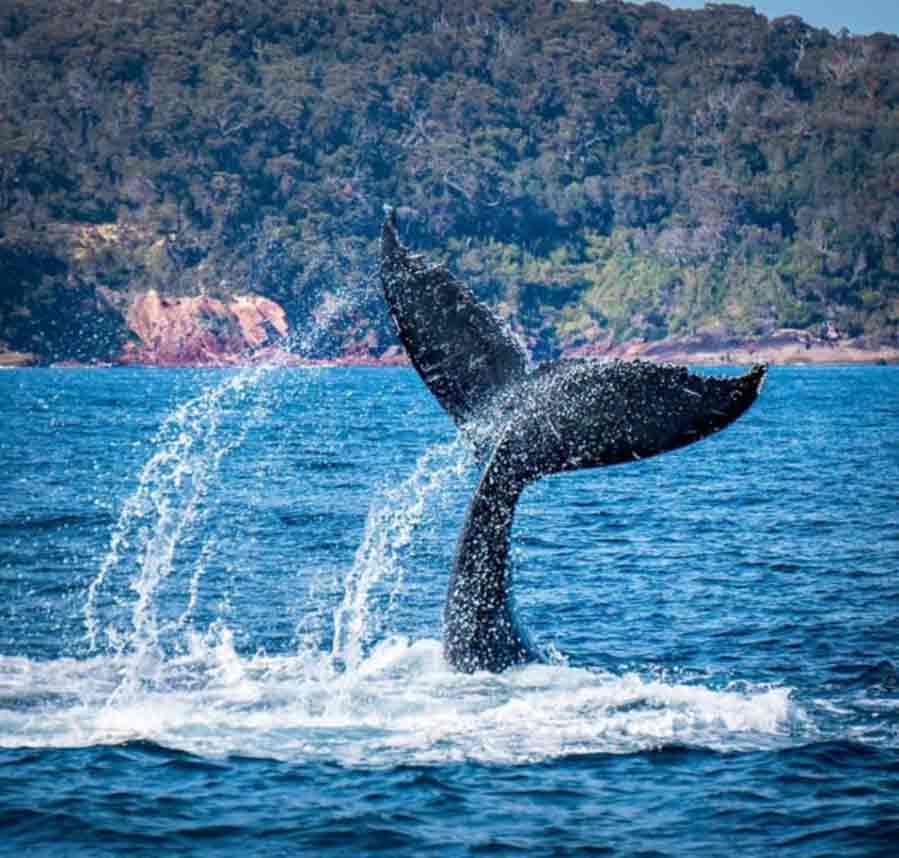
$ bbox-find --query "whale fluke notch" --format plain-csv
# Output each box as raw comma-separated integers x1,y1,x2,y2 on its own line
379,210,767,674
380,210,528,427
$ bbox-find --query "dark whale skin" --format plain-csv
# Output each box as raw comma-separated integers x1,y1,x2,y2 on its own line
380,211,766,673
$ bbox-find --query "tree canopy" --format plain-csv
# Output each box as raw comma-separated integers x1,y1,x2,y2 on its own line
1,0,897,362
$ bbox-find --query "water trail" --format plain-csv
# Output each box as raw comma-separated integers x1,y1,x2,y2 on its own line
84,273,372,698
331,437,473,670
84,367,275,663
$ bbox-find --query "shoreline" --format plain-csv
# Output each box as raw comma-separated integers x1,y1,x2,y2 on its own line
2,331,897,370
559,330,899,368
3,355,896,370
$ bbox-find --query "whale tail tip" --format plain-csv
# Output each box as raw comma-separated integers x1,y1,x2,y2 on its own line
381,206,399,256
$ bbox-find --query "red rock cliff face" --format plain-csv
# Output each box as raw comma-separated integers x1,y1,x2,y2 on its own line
121,290,289,366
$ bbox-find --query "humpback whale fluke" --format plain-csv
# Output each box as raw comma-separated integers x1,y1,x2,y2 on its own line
380,208,528,429
380,212,766,673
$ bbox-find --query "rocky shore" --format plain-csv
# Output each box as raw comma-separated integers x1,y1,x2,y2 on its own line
2,289,896,369
562,329,899,367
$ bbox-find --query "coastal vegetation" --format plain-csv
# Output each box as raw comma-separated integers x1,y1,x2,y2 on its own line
1,0,897,363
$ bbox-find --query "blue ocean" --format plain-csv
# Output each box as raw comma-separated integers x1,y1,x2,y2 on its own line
1,364,897,856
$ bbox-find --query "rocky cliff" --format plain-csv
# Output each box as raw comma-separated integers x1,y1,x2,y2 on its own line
120,290,288,366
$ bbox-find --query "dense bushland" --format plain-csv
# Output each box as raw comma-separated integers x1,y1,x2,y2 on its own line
1,0,897,361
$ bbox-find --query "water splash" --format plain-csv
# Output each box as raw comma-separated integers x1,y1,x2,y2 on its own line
84,366,277,668
13,338,818,765
331,437,473,670
84,277,373,696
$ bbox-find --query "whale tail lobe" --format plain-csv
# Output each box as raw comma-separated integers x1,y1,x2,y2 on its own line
380,213,528,427
444,358,766,673
490,358,766,489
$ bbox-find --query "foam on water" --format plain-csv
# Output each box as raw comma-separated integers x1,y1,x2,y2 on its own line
0,631,804,765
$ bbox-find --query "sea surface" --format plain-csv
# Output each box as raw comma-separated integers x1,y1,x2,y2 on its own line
0,364,897,856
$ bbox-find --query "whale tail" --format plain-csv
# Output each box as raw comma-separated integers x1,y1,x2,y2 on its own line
380,211,767,673
380,213,764,464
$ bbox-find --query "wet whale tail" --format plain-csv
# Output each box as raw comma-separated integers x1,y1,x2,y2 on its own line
380,211,766,673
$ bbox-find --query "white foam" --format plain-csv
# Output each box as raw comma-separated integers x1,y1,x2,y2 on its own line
0,631,805,766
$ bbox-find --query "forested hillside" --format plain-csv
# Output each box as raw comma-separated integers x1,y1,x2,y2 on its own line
2,0,898,364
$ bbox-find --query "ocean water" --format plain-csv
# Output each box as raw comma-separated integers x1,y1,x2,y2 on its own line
0,364,897,856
